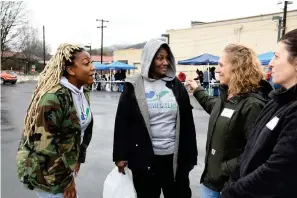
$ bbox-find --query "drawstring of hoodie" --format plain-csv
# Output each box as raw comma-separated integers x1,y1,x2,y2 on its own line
60,76,87,124
79,92,86,121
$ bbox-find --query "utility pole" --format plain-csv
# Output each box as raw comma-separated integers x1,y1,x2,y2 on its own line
43,25,46,66
84,43,92,56
279,1,293,36
282,1,288,36
96,19,109,63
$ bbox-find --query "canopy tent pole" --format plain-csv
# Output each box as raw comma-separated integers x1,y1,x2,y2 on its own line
208,63,211,95
110,69,112,91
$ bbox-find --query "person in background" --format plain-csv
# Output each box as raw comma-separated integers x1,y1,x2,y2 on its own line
121,69,127,80
187,44,273,198
266,68,272,81
17,44,95,198
177,71,186,82
194,69,204,85
113,38,198,198
221,28,297,198
114,70,122,81
199,70,204,83
203,68,210,92
101,74,107,81
210,67,216,81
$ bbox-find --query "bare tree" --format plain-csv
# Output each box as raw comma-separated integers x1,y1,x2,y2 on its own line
17,25,50,74
0,1,26,62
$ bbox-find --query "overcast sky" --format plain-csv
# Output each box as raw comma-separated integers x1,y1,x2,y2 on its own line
25,0,297,53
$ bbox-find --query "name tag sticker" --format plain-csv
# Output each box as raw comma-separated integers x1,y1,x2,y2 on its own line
221,108,235,118
266,117,279,130
211,149,216,155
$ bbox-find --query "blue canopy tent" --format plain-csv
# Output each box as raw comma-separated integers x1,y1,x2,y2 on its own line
93,62,109,70
257,51,274,65
106,61,137,70
101,61,137,91
177,53,219,65
178,53,219,94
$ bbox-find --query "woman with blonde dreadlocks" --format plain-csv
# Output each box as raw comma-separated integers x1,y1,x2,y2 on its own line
16,44,95,198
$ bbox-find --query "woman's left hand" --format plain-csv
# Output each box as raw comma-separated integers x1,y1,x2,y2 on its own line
74,163,81,177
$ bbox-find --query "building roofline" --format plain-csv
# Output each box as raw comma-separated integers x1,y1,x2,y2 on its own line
114,48,143,52
192,9,297,26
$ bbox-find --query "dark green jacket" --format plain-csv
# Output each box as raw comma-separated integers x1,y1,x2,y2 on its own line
194,81,272,192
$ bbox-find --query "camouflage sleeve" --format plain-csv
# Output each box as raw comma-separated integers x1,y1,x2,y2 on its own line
34,93,74,189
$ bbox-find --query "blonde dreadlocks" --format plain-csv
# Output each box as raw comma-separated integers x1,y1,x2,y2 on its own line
23,43,81,140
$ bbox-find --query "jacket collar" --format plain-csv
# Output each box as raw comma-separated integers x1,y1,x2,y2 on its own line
269,83,297,104
219,80,273,104
219,85,242,104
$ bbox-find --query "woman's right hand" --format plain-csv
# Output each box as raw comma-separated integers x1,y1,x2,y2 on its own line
186,79,199,90
115,161,128,174
64,179,76,198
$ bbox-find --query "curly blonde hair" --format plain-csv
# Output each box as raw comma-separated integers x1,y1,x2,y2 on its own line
224,44,265,95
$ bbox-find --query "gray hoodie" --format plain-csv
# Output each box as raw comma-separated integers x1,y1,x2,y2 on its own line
141,39,176,81
60,76,91,142
140,39,179,155
125,39,181,177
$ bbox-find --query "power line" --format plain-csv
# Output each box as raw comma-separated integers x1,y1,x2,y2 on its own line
96,19,109,63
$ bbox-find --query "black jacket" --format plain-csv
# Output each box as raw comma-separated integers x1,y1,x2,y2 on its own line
194,80,272,192
113,77,198,170
222,84,297,198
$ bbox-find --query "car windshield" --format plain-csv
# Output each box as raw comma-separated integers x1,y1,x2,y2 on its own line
5,71,16,75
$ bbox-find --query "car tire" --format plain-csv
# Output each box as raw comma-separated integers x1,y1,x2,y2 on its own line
11,81,16,85
1,78,5,85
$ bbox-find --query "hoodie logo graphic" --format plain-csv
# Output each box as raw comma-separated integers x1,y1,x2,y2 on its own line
145,91,169,102
145,91,155,99
145,90,177,109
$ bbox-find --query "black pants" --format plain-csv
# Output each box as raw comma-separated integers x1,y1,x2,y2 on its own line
131,154,192,198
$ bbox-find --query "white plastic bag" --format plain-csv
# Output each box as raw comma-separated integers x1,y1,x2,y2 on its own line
103,167,136,198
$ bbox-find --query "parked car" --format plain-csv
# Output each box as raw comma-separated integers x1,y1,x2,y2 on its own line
1,70,17,84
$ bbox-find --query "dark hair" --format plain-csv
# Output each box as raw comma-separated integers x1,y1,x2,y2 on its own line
63,47,85,76
279,28,297,63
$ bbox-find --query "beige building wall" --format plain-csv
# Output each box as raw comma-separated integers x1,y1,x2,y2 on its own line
168,10,297,79
113,48,142,75
113,10,297,79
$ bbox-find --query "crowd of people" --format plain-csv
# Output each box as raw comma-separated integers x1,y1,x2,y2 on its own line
16,28,297,198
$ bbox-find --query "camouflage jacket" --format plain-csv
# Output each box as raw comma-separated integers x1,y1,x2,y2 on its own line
17,84,93,194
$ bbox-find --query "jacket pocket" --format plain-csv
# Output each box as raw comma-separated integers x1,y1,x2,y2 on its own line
207,149,223,182
221,158,238,177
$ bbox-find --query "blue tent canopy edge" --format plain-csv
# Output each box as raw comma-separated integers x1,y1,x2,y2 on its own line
177,53,219,65
257,51,274,65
